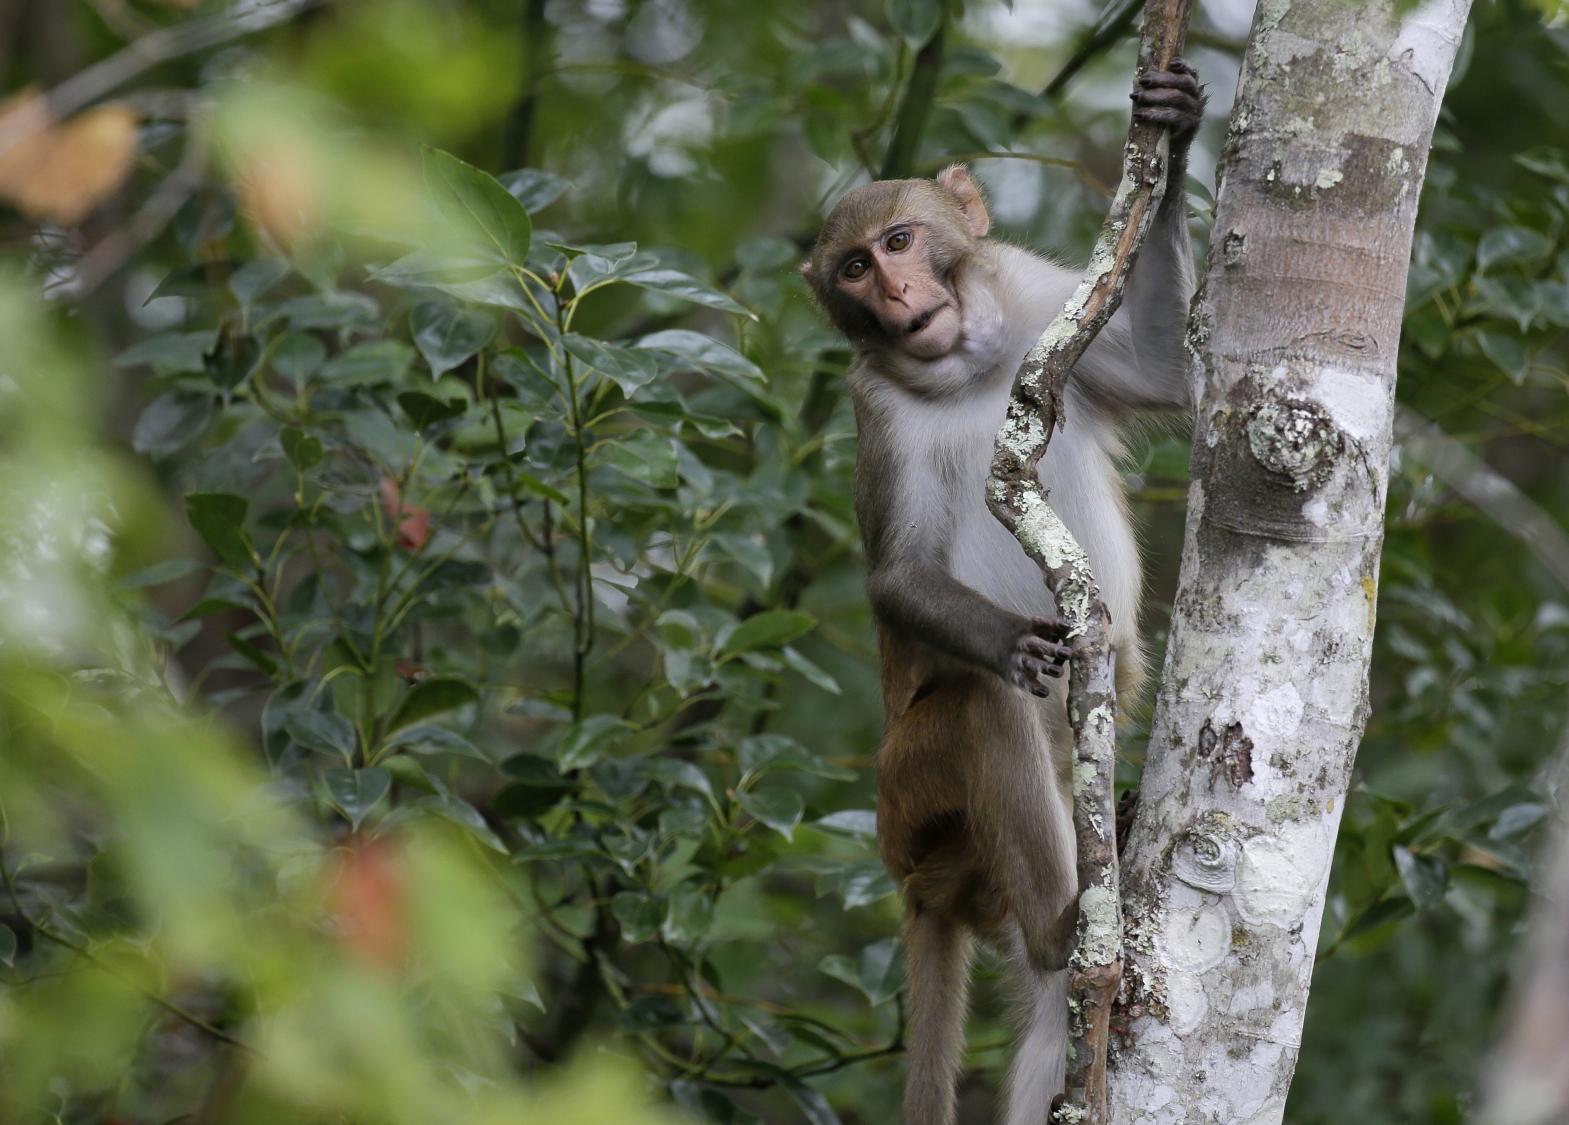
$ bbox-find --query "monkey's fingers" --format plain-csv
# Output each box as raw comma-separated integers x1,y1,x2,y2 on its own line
1131,91,1206,133
1166,56,1198,77
1028,614,1072,641
1133,105,1203,133
1022,635,1074,665
1011,655,1056,697
1139,67,1201,94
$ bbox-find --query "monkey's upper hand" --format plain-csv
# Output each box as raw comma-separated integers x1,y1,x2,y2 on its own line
1132,57,1206,152
1009,616,1073,698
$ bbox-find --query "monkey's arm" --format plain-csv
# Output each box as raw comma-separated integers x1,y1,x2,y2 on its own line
1072,59,1205,415
867,560,1068,696
854,423,1070,695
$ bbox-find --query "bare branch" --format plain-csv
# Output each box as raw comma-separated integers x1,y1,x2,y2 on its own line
53,102,212,300
0,0,326,159
984,0,1193,1120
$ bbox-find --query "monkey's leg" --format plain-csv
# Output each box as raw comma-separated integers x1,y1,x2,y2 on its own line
972,699,1078,972
999,927,1070,1125
901,898,973,1125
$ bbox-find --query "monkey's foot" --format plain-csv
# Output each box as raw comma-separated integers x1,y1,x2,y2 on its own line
1010,616,1073,698
1131,57,1207,140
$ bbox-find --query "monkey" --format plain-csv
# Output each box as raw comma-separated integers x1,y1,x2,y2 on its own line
801,61,1205,1125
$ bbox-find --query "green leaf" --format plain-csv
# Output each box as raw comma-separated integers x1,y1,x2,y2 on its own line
204,327,261,390
621,269,753,317
782,647,842,694
133,394,213,457
819,937,901,1005
286,709,358,764
398,390,467,429
324,767,391,830
320,341,415,386
423,146,533,268
722,610,817,654
643,757,716,803
1393,845,1448,911
737,787,804,840
601,430,680,488
1476,330,1529,383
388,724,488,761
887,0,943,44
636,329,766,389
612,891,663,943
0,923,15,966
812,860,897,909
1516,146,1569,183
230,259,290,307
499,168,570,212
116,558,203,589
410,300,495,377
1477,225,1554,271
556,714,629,771
115,331,215,374
226,630,278,676
564,334,661,396
184,492,256,570
407,795,508,852
1489,802,1550,840
388,677,479,732
784,1080,844,1125
661,885,715,946
280,426,323,471
271,333,327,383
815,810,877,838
274,292,380,331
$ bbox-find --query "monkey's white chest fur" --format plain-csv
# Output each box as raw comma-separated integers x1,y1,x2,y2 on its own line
916,244,1143,654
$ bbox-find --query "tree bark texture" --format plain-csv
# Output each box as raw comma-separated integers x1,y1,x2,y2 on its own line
1109,1,1472,1120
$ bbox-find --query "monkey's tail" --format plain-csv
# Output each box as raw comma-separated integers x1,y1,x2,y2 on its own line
902,904,973,1125
1001,966,1069,1125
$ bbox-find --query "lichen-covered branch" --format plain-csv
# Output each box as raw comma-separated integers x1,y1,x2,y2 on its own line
985,2,1193,1121
1109,1,1473,1119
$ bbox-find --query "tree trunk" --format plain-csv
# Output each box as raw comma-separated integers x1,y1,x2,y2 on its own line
1109,0,1472,1119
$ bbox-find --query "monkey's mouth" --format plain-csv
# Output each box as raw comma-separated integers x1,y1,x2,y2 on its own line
906,304,948,336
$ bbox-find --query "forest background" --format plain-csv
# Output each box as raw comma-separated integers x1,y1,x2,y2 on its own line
1,0,1567,1121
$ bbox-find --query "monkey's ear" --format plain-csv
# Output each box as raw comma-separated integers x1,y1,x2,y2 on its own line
936,163,990,239
799,259,814,284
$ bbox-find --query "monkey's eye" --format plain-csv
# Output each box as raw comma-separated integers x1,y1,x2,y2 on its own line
843,257,870,280
886,230,912,252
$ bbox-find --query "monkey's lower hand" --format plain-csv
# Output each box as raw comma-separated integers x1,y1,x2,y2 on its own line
1132,57,1206,163
1009,616,1073,698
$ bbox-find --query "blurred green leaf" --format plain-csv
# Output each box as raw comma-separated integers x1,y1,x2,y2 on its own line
736,787,804,840
410,300,495,377
422,146,533,268
184,492,256,570
886,0,943,44
388,677,479,732
286,708,358,764
1393,845,1449,910
500,168,570,212
722,611,817,654
325,767,391,829
320,340,415,385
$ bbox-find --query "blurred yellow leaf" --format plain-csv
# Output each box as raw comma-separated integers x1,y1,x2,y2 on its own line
0,90,139,225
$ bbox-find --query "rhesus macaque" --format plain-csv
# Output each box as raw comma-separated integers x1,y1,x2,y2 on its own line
802,62,1205,1125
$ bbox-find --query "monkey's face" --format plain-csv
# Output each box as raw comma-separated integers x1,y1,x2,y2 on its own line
832,222,963,359
804,168,991,363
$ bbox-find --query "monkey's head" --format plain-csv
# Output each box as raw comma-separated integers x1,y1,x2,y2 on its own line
803,165,990,361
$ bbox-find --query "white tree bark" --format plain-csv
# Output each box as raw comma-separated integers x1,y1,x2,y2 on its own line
1108,1,1472,1120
